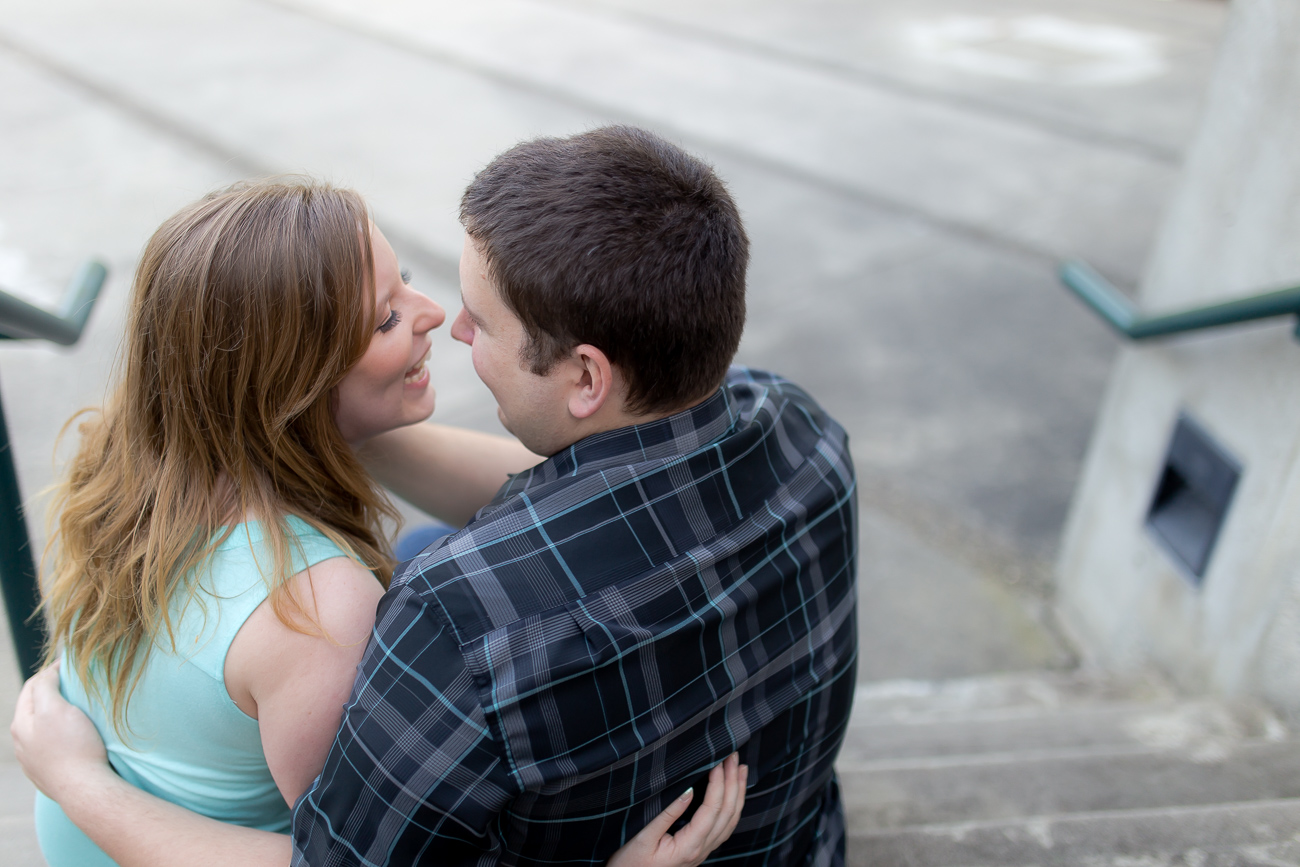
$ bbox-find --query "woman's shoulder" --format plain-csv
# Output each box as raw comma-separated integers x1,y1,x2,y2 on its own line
176,517,357,648
187,518,379,682
206,517,352,588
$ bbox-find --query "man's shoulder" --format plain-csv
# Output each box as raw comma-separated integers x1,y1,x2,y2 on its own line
394,365,853,642
720,367,852,479
723,366,844,439
723,365,814,398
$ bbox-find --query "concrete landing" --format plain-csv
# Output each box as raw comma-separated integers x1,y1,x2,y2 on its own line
855,498,1071,681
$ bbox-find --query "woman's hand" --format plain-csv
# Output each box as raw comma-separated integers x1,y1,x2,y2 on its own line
11,662,293,867
608,753,748,867
10,664,112,802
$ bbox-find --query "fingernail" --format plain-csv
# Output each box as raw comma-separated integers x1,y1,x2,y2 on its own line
679,787,694,800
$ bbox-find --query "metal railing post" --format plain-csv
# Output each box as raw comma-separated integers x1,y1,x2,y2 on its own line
0,381,43,679
0,260,107,679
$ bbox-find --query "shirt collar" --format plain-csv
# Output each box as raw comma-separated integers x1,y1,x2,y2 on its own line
522,384,739,483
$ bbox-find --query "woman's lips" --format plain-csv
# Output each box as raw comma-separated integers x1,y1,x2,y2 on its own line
404,347,431,385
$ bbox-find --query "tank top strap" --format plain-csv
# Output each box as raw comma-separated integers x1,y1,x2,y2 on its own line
177,517,352,682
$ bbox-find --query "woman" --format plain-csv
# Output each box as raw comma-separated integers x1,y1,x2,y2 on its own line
20,179,743,867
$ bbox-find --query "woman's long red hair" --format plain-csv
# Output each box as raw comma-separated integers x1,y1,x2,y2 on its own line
42,179,398,734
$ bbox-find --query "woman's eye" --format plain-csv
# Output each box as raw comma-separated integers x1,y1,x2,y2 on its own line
378,310,402,333
400,268,412,285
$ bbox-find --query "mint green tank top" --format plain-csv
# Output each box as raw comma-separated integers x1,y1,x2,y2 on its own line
34,517,352,867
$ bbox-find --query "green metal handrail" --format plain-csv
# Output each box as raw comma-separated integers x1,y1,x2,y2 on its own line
0,260,107,679
0,260,107,343
1060,260,1300,340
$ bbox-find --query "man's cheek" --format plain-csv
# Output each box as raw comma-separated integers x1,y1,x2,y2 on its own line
470,350,493,389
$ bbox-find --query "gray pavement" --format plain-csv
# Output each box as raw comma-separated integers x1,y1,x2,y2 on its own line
0,0,1226,861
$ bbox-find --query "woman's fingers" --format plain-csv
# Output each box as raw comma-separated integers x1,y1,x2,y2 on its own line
703,756,734,853
729,766,748,837
606,780,700,867
668,753,748,865
28,664,61,713
636,784,696,843
10,663,108,802
9,670,34,742
706,761,746,853
704,754,742,853
604,753,749,867
11,665,57,748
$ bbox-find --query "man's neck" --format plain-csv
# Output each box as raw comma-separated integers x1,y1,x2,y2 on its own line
547,388,719,456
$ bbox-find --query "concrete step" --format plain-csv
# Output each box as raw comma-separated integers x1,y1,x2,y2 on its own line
848,672,1176,722
838,739,1300,831
841,697,1285,763
846,798,1300,867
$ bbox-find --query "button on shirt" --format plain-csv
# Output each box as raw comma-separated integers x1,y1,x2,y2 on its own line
292,368,859,867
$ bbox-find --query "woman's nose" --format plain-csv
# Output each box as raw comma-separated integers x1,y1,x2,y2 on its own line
416,297,446,334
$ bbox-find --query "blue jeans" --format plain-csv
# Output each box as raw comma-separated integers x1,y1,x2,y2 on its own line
393,522,455,561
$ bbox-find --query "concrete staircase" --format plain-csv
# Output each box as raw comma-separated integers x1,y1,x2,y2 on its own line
840,673,1300,866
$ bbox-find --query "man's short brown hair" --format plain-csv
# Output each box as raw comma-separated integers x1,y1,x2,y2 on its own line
459,126,748,415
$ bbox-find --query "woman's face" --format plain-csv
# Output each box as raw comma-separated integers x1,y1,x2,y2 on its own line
335,225,446,447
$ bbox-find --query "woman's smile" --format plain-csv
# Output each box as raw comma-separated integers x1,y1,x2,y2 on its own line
334,224,446,447
404,347,432,387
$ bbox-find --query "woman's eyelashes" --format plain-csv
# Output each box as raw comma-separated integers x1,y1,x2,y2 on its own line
378,268,411,333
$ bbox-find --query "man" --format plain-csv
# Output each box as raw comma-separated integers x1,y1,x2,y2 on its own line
18,126,858,866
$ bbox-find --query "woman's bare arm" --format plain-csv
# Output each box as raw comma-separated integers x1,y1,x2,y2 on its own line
225,557,384,807
12,666,289,867
358,423,541,526
12,666,746,867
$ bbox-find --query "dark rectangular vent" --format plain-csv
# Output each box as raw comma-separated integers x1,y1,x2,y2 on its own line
1145,413,1241,584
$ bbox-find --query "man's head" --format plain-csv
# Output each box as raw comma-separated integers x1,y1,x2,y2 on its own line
453,126,748,454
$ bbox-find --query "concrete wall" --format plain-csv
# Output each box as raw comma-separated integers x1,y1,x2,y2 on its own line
1057,0,1300,713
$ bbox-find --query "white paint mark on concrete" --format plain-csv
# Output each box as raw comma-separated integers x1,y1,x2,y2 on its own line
1189,741,1231,763
1023,817,1055,849
1121,703,1241,749
1235,843,1300,867
905,16,1166,86
0,221,56,307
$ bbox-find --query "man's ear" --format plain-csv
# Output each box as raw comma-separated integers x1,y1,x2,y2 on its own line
567,344,617,420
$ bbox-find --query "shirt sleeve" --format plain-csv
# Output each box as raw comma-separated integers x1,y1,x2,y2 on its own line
291,581,518,867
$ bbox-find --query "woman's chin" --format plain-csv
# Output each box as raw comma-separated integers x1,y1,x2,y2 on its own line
407,391,437,427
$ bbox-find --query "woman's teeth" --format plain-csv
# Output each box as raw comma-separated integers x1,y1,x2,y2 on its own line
404,350,430,383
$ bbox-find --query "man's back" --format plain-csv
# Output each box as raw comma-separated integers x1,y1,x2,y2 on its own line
293,368,858,866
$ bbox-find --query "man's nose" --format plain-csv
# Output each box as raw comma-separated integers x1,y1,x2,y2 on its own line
450,308,473,345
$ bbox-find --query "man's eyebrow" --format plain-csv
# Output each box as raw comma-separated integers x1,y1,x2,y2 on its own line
460,294,482,323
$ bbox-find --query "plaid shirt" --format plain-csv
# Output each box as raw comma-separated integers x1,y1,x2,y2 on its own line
292,368,858,867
